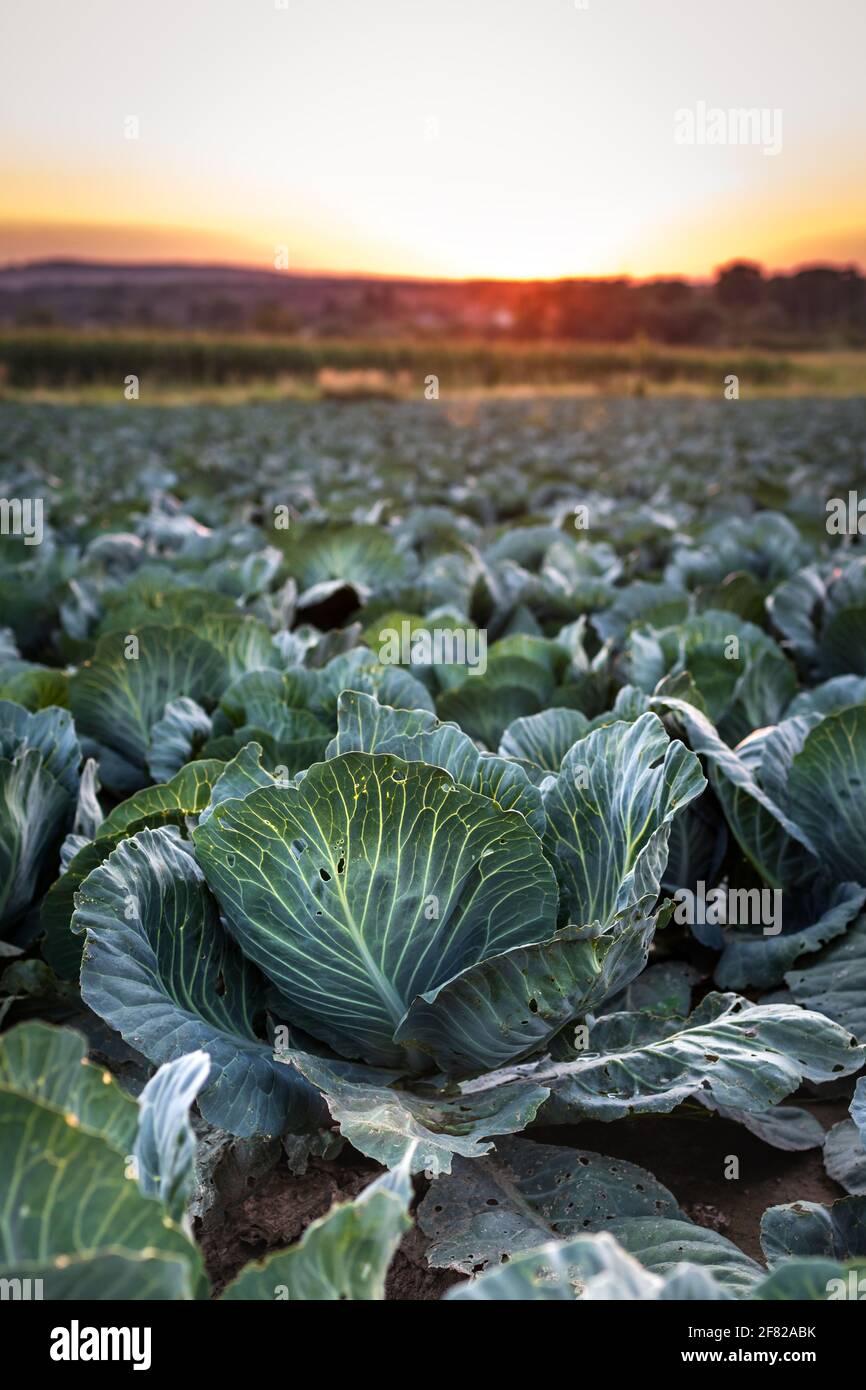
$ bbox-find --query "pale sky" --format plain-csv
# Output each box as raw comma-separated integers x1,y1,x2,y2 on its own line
2,0,865,278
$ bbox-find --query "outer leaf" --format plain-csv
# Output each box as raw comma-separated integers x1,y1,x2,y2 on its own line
312,648,434,714
0,698,82,933
760,1197,866,1263
594,581,690,645
853,1078,866,1145
199,741,276,824
484,993,864,1122
785,916,866,1039
418,1136,682,1273
196,614,278,684
75,827,324,1137
286,524,412,605
195,752,558,1068
768,564,825,667
97,758,227,840
0,665,69,712
787,705,866,880
651,695,816,887
133,1051,211,1220
435,680,546,750
0,1252,196,1300
752,1258,866,1300
731,648,798,736
42,757,228,979
824,1120,866,1195
211,652,435,777
328,690,545,834
41,841,125,980
395,899,657,1075
73,756,103,839
285,1050,549,1176
715,882,866,992
70,626,228,792
447,1234,653,1301
0,1021,137,1154
498,708,592,771
99,578,240,638
749,714,815,810
788,675,866,719
207,717,331,773
445,1231,731,1301
0,749,69,928
626,610,782,727
605,1216,762,1294
541,713,705,924
0,1024,194,1273
0,700,82,797
146,696,212,783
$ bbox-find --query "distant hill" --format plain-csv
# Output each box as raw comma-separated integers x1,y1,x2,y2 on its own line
1,259,864,346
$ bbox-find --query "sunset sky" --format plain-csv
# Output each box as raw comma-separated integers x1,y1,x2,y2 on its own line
2,0,865,280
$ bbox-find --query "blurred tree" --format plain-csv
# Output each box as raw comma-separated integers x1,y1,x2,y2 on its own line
770,266,865,336
714,261,765,311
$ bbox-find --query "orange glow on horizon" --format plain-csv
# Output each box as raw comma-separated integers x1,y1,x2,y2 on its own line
4,203,865,284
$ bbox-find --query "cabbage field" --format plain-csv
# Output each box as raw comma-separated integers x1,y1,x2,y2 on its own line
2,394,866,1304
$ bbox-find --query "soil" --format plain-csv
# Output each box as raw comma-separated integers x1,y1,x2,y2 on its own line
195,1099,850,1299
197,1150,374,1296
385,1225,463,1301
195,1145,461,1300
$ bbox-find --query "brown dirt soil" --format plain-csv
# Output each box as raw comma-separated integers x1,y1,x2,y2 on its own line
196,1100,850,1299
385,1225,463,1301
195,1148,462,1299
196,1152,375,1295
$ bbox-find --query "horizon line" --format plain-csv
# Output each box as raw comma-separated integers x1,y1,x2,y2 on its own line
3,254,865,285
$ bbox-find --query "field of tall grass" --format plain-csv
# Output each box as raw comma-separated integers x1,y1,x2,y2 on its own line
3,329,866,399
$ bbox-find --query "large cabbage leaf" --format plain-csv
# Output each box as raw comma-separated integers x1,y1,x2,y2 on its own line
74,827,325,1137
0,1022,200,1298
194,751,558,1068
475,993,863,1122
541,711,705,923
